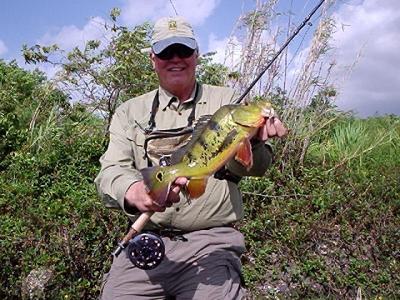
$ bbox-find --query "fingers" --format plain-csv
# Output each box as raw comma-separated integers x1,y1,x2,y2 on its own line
168,177,188,203
170,176,188,201
151,177,188,209
257,123,268,140
272,117,288,137
125,180,166,212
174,177,188,186
257,117,288,141
265,118,277,136
127,178,188,212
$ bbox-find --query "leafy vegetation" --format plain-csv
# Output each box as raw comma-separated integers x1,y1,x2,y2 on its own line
240,115,399,298
1,4,399,299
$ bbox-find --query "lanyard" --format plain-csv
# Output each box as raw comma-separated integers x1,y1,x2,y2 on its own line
145,82,200,134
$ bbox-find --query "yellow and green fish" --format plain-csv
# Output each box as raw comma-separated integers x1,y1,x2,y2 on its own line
140,100,275,205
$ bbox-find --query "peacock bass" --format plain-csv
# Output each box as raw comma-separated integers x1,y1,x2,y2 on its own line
140,100,275,205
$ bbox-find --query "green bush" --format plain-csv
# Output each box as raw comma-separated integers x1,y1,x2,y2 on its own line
239,116,400,299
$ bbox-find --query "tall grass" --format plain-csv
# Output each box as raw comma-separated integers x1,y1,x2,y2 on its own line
221,0,338,166
308,116,400,170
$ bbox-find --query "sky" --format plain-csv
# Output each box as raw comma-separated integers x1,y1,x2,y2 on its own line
1,0,399,117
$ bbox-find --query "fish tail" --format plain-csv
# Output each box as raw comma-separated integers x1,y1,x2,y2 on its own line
140,166,175,206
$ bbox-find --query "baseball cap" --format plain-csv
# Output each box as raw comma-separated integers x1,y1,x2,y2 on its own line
151,16,198,54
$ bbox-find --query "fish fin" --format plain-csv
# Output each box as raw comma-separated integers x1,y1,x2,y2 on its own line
170,115,212,164
234,138,253,170
140,166,171,206
186,177,208,199
231,105,266,127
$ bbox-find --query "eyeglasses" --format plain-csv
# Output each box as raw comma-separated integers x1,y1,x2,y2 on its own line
155,45,195,60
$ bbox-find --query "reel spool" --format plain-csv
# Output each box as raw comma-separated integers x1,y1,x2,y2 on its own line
126,232,165,270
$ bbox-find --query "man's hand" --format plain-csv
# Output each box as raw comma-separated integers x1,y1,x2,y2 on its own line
256,117,287,141
124,177,188,213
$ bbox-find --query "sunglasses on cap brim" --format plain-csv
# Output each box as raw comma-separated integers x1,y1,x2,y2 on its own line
155,45,195,60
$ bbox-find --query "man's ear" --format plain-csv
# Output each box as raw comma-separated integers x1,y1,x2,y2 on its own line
150,53,156,69
195,50,200,65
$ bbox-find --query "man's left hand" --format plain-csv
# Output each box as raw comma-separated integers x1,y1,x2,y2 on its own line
256,117,288,141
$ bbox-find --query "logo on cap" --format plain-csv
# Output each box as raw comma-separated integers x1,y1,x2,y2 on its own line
168,20,177,31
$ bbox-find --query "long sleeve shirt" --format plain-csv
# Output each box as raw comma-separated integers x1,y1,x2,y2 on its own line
94,83,272,230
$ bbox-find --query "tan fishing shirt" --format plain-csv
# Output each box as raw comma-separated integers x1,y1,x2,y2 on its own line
95,83,272,230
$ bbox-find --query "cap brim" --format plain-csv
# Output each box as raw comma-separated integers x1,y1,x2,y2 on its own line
152,37,197,54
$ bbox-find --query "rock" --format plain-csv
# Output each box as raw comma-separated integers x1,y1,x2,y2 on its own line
21,267,54,299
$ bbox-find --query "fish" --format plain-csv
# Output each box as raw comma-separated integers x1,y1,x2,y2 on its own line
140,100,275,205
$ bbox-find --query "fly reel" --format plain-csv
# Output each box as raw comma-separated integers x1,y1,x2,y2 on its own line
126,232,165,270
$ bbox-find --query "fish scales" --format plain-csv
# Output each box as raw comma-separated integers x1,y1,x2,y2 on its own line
183,107,239,169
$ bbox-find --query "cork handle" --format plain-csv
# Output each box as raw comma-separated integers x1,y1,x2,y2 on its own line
112,211,154,256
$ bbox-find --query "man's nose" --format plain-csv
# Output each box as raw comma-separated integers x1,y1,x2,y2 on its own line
169,53,181,61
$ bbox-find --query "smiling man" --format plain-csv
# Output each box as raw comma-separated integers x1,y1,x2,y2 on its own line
95,16,287,300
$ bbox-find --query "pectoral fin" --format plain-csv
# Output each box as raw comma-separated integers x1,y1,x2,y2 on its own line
234,138,253,170
187,177,208,199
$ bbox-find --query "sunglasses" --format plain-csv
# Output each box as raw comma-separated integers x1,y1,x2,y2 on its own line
155,45,195,60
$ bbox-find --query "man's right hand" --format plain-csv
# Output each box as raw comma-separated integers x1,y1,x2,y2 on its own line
124,177,188,213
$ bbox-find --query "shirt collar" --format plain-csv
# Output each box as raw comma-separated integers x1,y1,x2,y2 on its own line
158,83,198,111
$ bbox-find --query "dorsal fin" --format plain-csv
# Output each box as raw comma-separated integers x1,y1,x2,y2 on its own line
170,115,212,164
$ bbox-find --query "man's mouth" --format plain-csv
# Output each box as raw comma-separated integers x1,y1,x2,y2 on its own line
168,67,185,72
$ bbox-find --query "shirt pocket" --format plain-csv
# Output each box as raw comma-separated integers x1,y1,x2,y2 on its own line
126,125,147,169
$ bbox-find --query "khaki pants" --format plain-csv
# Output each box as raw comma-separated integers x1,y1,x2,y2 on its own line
101,227,246,300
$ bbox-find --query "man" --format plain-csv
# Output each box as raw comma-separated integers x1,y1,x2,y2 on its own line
95,16,287,300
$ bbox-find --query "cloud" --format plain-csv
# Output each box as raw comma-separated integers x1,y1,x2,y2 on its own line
206,0,400,117
37,16,109,51
332,0,400,116
33,16,111,79
207,33,242,68
120,0,220,26
0,39,8,56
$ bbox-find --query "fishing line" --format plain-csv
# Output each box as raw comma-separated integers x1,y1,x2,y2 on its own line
169,0,179,16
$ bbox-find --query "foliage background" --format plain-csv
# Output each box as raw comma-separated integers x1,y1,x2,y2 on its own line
1,5,399,299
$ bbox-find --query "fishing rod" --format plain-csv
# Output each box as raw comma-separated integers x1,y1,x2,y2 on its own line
234,0,326,104
113,0,327,270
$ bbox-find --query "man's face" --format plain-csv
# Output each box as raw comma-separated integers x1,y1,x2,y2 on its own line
151,44,198,92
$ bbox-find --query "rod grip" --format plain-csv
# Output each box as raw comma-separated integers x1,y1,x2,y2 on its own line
113,211,154,257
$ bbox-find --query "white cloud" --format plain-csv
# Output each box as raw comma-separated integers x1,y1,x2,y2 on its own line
38,16,109,51
31,0,221,81
208,0,400,117
120,0,220,26
207,33,242,68
332,0,400,116
33,16,111,79
0,39,8,56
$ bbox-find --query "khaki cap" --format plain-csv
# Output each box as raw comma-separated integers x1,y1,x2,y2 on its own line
151,16,198,54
